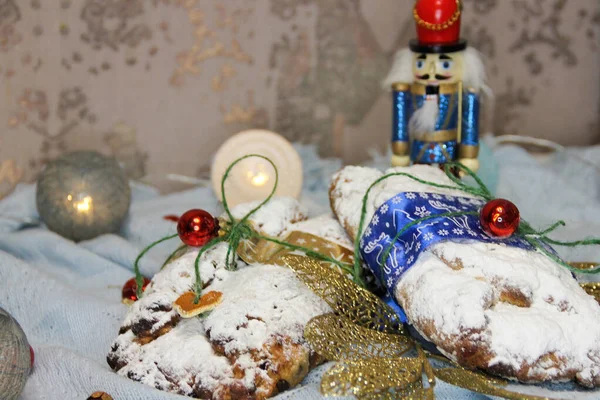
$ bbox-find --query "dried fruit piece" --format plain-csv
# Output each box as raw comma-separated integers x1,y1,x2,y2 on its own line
87,392,113,400
174,291,223,318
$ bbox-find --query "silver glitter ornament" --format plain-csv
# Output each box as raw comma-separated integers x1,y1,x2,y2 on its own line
0,308,32,400
36,151,131,241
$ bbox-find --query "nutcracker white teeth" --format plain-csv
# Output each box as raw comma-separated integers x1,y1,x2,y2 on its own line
383,0,487,174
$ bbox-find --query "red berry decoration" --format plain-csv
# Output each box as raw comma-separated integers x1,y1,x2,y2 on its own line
480,199,521,238
121,277,151,304
177,209,219,247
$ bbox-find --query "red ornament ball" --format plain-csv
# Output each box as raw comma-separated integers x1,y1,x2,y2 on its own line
177,209,219,247
480,199,520,238
121,277,151,304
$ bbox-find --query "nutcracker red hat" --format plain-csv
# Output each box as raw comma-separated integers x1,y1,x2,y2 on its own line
410,0,467,54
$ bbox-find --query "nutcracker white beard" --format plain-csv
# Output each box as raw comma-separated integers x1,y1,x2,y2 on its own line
383,47,489,142
409,97,439,138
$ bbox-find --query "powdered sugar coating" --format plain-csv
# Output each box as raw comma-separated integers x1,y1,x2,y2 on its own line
113,319,234,395
289,214,353,249
109,198,333,398
204,264,331,354
330,164,600,387
226,197,308,237
398,241,600,384
330,165,472,239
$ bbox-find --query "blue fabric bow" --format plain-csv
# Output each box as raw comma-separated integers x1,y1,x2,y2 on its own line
359,192,535,299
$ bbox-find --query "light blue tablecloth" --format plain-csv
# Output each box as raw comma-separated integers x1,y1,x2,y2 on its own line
1,143,599,400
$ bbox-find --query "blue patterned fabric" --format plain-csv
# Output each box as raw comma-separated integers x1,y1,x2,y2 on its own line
359,192,535,296
1,143,598,399
382,293,407,323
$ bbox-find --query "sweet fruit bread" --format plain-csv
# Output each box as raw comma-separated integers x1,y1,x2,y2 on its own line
329,164,600,387
107,198,350,399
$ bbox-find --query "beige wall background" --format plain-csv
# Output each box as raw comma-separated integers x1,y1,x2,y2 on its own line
0,0,598,198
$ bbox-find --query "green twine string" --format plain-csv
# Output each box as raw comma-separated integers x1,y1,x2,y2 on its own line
378,211,479,283
133,233,178,298
160,244,187,271
352,161,600,284
132,154,355,302
133,157,599,302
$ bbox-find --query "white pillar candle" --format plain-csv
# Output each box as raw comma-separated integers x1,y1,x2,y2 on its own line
211,130,303,208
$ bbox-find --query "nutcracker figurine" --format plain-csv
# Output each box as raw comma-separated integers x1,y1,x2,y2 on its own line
383,0,487,172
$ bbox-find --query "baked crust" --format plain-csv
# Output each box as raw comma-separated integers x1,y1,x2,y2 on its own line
329,165,600,388
107,198,339,399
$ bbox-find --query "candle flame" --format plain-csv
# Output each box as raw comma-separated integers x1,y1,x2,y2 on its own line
243,161,271,187
249,172,269,186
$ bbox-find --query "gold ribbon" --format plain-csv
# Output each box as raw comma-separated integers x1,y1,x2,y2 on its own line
321,357,428,399
569,262,600,272
170,228,598,398
581,282,600,304
276,254,567,400
281,255,400,333
568,263,600,305
433,368,550,400
236,229,355,277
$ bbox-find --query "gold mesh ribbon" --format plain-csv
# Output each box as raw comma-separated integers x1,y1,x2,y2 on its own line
581,282,600,304
568,263,600,305
281,255,401,333
321,358,427,399
233,229,572,399
434,368,550,400
273,252,562,400
237,231,400,332
567,262,599,272
305,314,413,361
307,314,431,399
237,230,354,276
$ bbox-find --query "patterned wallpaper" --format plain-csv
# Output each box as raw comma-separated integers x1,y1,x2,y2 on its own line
0,0,598,198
